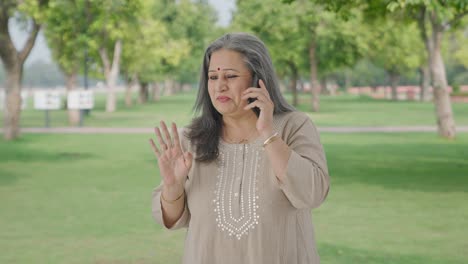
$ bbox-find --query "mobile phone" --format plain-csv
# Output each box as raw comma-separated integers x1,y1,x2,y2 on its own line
248,74,261,116
248,74,260,104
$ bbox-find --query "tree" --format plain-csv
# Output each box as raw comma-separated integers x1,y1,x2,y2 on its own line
387,0,468,138
366,19,422,100
44,0,88,126
120,0,193,104
0,0,49,140
233,0,308,107
321,0,468,138
86,0,141,112
152,0,218,95
235,0,366,111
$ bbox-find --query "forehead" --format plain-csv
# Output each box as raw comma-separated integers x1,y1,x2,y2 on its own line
208,49,248,71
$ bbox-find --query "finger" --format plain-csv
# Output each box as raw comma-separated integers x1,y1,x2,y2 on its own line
245,98,273,110
171,122,183,152
241,91,268,102
244,100,263,110
258,79,272,99
160,121,173,147
184,151,193,170
149,138,161,158
154,127,167,149
258,79,266,90
243,87,269,98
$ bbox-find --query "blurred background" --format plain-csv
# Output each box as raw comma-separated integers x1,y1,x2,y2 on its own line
0,0,467,263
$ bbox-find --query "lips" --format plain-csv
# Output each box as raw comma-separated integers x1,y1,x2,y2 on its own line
217,96,231,102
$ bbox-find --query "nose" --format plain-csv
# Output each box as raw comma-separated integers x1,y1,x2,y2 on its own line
215,76,228,92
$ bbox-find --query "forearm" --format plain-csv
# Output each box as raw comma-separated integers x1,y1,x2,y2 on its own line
160,184,185,228
263,135,291,183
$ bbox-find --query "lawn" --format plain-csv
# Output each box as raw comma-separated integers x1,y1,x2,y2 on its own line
3,90,468,128
1,133,467,263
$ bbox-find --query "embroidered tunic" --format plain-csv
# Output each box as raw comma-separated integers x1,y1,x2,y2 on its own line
152,111,330,264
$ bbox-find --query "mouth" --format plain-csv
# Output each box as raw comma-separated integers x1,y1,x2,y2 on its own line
217,96,231,103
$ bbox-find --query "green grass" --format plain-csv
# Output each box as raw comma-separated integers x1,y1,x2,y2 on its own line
3,90,468,128
1,133,467,263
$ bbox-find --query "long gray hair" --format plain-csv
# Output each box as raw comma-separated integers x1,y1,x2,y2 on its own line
186,32,295,163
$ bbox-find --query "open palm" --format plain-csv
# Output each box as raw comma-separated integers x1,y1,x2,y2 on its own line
149,121,193,187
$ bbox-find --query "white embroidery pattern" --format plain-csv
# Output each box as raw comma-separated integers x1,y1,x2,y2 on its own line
214,144,261,240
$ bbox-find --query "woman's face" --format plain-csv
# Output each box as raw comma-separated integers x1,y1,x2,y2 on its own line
207,49,253,118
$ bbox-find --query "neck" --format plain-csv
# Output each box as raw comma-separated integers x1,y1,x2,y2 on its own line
222,111,258,141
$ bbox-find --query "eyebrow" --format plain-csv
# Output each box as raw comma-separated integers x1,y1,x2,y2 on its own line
208,68,240,72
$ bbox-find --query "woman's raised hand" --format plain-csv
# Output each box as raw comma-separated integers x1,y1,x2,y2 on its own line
149,121,193,188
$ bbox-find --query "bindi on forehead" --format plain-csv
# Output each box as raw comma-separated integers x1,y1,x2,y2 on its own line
208,67,240,72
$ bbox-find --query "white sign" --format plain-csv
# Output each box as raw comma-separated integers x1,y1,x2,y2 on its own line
21,91,28,109
34,90,62,110
1,90,29,111
67,90,94,109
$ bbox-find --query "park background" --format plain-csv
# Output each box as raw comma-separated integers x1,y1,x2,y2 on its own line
1,0,467,263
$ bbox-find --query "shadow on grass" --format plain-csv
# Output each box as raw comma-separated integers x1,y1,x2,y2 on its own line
0,137,95,164
325,140,468,193
0,168,21,186
319,243,462,264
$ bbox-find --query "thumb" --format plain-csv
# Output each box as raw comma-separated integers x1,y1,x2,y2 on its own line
184,151,193,170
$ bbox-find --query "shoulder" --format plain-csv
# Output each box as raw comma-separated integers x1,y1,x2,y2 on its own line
273,111,312,132
273,111,319,145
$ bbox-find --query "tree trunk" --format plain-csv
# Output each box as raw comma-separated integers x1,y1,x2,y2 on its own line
0,15,40,140
164,79,174,96
124,74,135,107
124,84,133,108
288,62,298,107
430,27,456,139
419,64,430,101
320,77,327,95
174,82,181,93
344,69,351,91
65,72,80,126
99,39,122,113
389,71,400,101
418,8,455,138
3,66,22,139
309,39,320,112
152,82,161,102
139,82,149,104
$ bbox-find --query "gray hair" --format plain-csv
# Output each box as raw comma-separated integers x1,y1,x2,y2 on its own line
194,32,294,116
186,32,295,163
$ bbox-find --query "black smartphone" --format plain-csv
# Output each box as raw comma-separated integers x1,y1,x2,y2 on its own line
248,74,261,116
248,74,260,105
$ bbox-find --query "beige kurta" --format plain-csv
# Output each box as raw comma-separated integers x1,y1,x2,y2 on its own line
152,111,330,264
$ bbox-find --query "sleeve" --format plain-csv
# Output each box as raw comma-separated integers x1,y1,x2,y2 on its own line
150,127,192,230
277,112,330,209
151,182,191,230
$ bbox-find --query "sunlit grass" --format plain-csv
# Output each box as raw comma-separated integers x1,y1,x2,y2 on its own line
1,133,467,263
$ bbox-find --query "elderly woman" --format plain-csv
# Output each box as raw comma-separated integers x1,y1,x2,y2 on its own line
149,33,330,264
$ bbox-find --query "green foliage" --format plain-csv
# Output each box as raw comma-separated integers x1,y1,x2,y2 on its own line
156,0,218,83
232,0,307,78
234,0,367,81
44,0,87,75
366,19,423,77
120,0,188,83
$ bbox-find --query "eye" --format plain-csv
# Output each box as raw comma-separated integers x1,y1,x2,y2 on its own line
209,75,218,80
226,75,238,79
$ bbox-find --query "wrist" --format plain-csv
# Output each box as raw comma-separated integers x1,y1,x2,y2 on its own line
262,131,279,148
260,128,275,140
163,183,184,200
